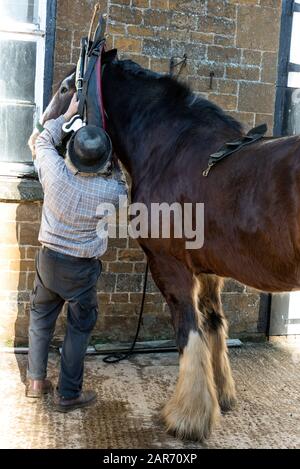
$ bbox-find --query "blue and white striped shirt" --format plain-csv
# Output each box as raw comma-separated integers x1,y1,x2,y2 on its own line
35,116,127,258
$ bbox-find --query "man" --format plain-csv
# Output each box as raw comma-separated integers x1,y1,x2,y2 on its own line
26,95,127,412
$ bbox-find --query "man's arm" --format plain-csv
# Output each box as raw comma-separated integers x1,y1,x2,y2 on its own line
100,171,128,208
34,116,66,188
34,95,79,188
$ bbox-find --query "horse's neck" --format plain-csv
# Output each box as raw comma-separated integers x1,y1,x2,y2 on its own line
104,74,242,183
104,84,151,179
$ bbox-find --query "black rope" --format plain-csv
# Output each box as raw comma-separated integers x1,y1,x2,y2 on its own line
102,261,149,364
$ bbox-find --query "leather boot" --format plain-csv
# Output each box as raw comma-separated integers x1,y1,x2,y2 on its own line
54,390,97,412
25,379,53,398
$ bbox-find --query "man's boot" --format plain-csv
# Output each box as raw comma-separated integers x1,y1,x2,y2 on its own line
25,379,53,398
54,390,96,412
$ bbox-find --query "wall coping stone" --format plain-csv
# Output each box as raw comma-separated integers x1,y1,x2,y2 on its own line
0,177,44,202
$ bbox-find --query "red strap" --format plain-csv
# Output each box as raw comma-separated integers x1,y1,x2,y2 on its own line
96,45,106,131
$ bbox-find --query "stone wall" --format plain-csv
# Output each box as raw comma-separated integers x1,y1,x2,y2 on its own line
0,199,175,345
0,0,282,346
54,0,282,134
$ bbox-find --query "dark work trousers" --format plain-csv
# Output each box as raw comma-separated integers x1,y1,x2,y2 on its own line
27,246,101,399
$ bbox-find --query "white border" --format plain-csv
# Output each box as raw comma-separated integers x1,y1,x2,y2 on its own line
0,0,47,160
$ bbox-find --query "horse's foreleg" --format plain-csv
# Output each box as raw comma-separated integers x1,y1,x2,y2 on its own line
163,321,220,440
197,274,236,411
148,254,220,440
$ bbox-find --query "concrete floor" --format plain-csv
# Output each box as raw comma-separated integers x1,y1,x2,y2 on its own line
0,341,299,449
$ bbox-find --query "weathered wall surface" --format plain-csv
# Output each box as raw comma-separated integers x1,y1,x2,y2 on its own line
54,0,282,133
0,0,282,346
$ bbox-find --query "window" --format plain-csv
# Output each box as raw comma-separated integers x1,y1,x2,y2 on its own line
0,0,53,177
274,0,300,136
287,0,300,88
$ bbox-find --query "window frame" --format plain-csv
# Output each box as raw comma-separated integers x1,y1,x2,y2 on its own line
0,0,57,178
274,0,299,136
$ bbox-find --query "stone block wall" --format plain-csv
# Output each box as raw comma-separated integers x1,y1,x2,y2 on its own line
0,200,41,346
54,0,282,134
0,0,282,346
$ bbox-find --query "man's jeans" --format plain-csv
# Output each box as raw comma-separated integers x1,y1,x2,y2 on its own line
27,246,101,399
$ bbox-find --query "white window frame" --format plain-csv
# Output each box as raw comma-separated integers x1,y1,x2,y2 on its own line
287,0,300,88
0,0,47,176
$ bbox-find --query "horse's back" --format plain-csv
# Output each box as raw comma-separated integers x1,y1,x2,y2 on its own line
140,134,300,292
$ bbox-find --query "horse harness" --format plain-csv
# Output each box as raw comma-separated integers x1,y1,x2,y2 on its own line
60,14,113,174
63,15,107,134
76,33,106,128
203,123,268,177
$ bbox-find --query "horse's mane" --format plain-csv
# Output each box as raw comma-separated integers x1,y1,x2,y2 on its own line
117,59,243,134
118,59,161,79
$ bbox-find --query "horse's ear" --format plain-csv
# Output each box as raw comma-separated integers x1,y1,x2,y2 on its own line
103,48,118,63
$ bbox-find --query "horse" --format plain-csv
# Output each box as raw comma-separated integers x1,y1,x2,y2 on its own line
29,49,300,441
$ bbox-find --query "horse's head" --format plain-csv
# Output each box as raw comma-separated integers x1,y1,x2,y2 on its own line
28,47,155,170
28,48,119,158
28,69,76,156
44,70,77,122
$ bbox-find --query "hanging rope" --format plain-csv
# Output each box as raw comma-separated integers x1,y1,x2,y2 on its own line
103,262,149,363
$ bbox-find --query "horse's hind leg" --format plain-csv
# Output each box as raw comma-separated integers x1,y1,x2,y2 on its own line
197,274,236,411
147,253,220,440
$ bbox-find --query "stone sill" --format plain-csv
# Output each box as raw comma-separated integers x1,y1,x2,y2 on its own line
0,177,44,202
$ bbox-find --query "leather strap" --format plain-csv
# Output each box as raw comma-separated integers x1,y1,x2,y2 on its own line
78,48,101,119
203,124,268,177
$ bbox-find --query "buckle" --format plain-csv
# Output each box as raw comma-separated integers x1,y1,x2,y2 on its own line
62,115,86,133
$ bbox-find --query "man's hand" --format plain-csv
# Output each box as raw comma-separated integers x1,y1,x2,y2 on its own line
64,94,79,121
28,128,40,158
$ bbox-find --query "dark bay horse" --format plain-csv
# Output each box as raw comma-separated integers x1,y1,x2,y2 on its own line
29,49,300,441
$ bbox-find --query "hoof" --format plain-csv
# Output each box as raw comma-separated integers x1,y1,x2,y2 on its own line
218,385,237,412
219,395,237,413
162,397,220,442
